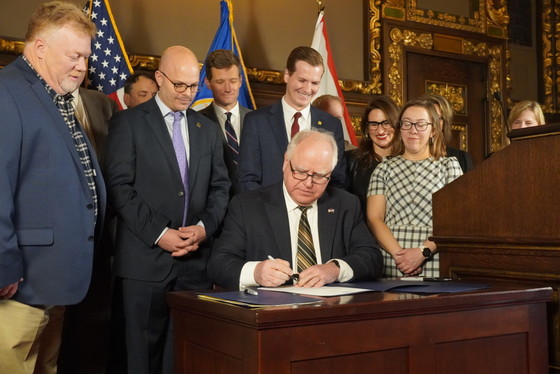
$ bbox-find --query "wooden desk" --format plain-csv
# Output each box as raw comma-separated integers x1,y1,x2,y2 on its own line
168,284,551,374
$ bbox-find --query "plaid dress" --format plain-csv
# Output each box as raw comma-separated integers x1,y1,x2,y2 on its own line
368,156,463,277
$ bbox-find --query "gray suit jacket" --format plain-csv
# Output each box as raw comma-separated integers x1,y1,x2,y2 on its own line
103,97,230,287
208,182,383,289
199,102,251,195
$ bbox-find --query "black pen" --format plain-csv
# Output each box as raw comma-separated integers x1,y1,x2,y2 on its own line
267,255,299,281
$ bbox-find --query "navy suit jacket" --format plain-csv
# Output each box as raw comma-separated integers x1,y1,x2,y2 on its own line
103,97,230,288
198,102,251,195
237,100,348,192
0,57,106,305
208,182,383,290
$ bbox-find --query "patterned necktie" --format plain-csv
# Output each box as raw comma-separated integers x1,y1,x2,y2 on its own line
296,206,317,273
170,111,189,226
291,112,302,139
224,112,239,164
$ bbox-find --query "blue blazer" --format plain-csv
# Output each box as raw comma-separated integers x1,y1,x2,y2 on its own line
0,57,106,306
208,182,383,290
237,100,348,192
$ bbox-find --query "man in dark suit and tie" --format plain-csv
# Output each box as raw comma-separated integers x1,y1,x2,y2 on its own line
0,3,106,373
208,129,382,290
198,49,251,195
103,46,230,374
237,46,347,192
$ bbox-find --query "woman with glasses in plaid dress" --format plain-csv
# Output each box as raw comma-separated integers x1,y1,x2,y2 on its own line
366,98,463,278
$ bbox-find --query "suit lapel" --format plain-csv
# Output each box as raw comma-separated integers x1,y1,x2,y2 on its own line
186,109,203,188
268,101,289,154
263,184,293,265
239,105,251,133
317,189,338,262
30,81,98,197
144,101,183,185
310,106,327,130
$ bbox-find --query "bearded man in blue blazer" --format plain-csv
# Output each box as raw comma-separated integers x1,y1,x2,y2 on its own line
237,46,348,192
0,3,106,373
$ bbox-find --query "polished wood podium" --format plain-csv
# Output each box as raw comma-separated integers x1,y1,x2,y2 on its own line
432,123,560,373
168,284,551,374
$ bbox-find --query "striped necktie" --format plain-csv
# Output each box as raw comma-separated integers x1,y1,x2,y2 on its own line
296,206,317,273
224,112,239,164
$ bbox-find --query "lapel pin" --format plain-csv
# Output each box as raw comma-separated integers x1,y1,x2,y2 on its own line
317,120,323,126
328,208,335,213
196,122,202,128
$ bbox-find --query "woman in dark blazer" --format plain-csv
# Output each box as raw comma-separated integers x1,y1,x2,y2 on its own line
346,95,399,217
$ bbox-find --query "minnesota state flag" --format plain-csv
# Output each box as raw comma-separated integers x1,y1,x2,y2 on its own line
191,0,255,110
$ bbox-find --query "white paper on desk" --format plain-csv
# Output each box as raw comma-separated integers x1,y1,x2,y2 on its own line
258,286,371,297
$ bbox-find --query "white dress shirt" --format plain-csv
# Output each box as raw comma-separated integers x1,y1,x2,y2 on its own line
281,97,312,141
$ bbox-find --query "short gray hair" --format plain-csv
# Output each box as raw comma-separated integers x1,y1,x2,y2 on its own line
286,128,338,171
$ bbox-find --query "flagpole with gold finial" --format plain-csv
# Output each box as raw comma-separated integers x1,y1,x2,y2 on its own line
317,0,325,13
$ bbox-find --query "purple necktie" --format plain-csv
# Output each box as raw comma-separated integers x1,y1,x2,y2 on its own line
171,111,188,226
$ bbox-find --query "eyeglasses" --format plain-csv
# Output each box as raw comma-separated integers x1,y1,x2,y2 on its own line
366,120,392,130
158,71,199,93
399,120,432,131
289,161,331,185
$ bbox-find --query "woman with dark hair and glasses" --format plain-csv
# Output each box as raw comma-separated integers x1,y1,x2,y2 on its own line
346,95,399,217
366,98,463,278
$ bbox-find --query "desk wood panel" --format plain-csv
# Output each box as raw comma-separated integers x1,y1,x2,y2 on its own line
169,285,551,374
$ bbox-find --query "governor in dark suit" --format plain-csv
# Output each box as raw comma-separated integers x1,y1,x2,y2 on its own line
0,3,106,374
198,49,252,195
103,46,230,374
208,129,382,290
237,46,347,192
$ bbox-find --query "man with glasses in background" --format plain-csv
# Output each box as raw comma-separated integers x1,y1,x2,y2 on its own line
208,129,383,290
103,46,230,374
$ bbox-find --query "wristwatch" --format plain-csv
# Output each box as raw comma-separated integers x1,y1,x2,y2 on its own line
419,245,432,259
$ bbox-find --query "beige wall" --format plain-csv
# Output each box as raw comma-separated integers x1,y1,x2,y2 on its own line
0,0,365,80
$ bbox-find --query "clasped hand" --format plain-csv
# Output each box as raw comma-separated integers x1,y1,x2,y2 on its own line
158,225,206,257
393,247,424,275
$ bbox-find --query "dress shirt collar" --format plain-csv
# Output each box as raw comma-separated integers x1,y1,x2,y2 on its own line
212,101,240,121
282,182,318,213
281,97,311,126
155,93,186,118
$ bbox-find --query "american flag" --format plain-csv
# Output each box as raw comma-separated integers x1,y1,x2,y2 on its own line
84,0,134,109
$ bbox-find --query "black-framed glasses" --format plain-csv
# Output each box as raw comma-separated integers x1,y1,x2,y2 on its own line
289,161,331,185
399,120,432,131
158,71,199,93
366,120,392,130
